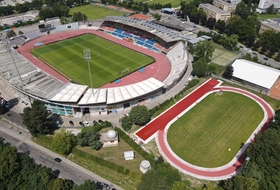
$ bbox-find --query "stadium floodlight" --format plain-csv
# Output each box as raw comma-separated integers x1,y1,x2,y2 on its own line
6,40,24,88
83,49,93,92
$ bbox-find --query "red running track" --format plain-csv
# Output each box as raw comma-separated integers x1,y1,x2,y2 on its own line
136,78,220,141
136,78,274,179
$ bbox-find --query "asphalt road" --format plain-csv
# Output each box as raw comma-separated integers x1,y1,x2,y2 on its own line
240,47,280,69
0,122,123,189
0,129,91,185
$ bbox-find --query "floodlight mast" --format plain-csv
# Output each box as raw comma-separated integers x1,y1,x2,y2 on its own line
83,49,93,93
7,40,24,88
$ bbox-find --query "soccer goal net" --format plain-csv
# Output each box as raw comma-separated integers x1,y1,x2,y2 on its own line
121,68,130,75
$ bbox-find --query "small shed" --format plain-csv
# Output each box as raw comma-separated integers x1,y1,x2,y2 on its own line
124,151,134,160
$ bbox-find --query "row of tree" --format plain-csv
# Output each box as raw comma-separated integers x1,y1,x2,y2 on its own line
0,138,98,189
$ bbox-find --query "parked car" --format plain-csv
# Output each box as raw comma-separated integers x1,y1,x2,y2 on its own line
102,182,110,190
69,120,74,127
98,119,103,123
56,120,61,127
263,57,268,60
84,121,90,127
79,121,85,127
54,158,62,163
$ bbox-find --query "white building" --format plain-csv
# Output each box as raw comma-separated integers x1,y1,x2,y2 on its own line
231,59,280,92
100,130,118,147
140,160,151,173
257,0,280,13
124,151,135,160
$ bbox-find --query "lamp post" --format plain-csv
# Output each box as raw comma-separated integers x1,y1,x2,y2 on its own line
7,40,24,88
243,156,250,170
83,49,93,92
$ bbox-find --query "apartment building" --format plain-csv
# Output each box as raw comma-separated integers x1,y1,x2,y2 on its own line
213,0,237,13
199,3,231,21
259,19,280,33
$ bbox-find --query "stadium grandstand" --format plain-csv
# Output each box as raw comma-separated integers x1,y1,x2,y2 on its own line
0,16,192,118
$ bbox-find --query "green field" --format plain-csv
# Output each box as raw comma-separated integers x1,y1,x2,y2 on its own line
31,34,154,87
70,4,124,20
167,92,264,168
135,0,188,8
257,13,280,20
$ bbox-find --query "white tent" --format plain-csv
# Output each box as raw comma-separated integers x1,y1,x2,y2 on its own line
232,59,280,90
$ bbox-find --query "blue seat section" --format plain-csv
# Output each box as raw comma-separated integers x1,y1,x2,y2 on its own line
144,44,153,49
118,34,125,38
124,33,133,38
139,68,146,72
146,39,155,45
134,36,144,42
136,41,144,46
114,29,123,33
112,32,119,36
152,47,160,52
115,79,121,83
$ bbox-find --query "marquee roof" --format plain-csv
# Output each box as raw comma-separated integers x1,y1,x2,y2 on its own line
232,59,280,89
78,88,107,105
106,78,164,104
48,83,87,102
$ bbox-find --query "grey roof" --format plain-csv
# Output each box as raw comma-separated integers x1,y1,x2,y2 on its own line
0,41,65,99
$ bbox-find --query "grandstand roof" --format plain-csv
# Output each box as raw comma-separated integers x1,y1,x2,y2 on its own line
78,88,107,105
232,59,280,89
105,16,183,42
106,77,164,104
48,83,87,102
0,42,65,99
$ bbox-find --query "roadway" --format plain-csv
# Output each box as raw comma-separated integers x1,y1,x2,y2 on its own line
0,121,123,189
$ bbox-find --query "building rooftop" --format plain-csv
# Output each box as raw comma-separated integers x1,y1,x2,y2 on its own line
261,19,280,32
214,0,235,6
200,3,231,15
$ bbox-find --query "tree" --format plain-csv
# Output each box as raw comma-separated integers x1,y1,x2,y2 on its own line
137,170,168,190
73,180,97,190
223,34,239,50
6,30,16,38
215,20,226,33
39,7,55,20
77,130,102,150
235,1,250,19
0,145,19,181
152,13,161,23
172,180,193,190
129,105,151,126
18,30,24,35
193,40,215,62
121,115,133,131
192,58,208,78
22,100,52,137
222,66,234,79
51,129,77,155
72,12,87,22
266,4,275,14
52,178,73,190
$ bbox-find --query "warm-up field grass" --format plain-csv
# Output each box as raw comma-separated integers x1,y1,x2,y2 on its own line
69,4,123,20
31,34,154,87
167,91,264,168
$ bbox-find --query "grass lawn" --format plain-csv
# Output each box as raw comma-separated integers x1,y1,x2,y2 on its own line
69,4,124,20
136,0,190,8
167,91,264,168
257,13,280,20
31,34,154,87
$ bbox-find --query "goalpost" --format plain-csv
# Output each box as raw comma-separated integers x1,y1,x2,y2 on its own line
121,68,130,75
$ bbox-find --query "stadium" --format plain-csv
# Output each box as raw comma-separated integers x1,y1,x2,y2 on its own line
0,15,192,117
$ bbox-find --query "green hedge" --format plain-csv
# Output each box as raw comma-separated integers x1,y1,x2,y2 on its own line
115,128,156,167
72,147,141,180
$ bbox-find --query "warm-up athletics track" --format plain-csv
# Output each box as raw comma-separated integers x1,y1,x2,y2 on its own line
135,78,274,180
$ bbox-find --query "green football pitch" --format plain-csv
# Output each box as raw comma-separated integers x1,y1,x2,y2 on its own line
167,92,264,168
31,34,154,87
69,5,124,20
